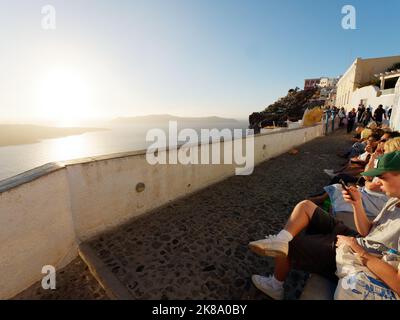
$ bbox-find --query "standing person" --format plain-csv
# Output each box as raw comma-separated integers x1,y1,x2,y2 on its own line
347,108,357,133
374,104,387,126
361,107,373,127
338,107,346,127
357,104,366,124
325,106,332,119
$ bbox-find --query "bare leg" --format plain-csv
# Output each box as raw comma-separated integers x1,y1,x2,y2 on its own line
284,200,318,237
274,200,318,281
274,256,290,282
250,200,318,283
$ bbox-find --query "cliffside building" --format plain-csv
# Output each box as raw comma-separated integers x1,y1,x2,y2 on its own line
336,55,400,112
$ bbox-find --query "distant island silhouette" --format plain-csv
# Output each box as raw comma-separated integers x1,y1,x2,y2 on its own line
110,114,239,124
0,125,108,147
0,115,242,147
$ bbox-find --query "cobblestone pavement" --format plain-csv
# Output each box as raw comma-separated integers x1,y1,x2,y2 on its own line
13,257,109,300
86,128,352,300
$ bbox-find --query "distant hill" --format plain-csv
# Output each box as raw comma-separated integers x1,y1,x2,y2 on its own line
0,124,107,147
111,114,239,124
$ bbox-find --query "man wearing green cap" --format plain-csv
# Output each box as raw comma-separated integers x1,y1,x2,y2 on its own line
334,151,400,299
248,151,400,300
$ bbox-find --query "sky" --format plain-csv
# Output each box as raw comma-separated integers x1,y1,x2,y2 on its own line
1,0,399,123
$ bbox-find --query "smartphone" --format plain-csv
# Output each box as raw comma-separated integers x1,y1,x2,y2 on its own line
339,179,354,201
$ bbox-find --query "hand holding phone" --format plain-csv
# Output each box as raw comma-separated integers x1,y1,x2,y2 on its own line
340,179,355,201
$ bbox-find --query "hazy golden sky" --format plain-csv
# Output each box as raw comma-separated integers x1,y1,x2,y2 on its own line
1,0,399,124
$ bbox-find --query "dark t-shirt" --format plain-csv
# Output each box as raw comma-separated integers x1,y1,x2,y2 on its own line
348,111,356,121
374,108,386,122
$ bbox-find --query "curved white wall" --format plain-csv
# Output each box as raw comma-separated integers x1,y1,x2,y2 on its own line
0,123,324,299
0,169,77,299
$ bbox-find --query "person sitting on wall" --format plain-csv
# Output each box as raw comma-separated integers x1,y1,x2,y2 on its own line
339,123,379,159
323,133,380,181
248,151,400,300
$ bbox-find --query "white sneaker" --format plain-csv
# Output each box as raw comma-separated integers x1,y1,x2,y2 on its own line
248,235,288,257
323,169,335,178
251,275,284,300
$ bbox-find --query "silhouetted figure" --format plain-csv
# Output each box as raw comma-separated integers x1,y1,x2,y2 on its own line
388,107,393,120
347,108,357,133
357,104,365,123
373,104,387,126
360,107,373,127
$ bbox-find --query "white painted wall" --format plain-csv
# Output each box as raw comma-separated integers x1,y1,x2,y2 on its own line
0,169,77,299
0,123,324,299
350,85,395,112
391,78,400,131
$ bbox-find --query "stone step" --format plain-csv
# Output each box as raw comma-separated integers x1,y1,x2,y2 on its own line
79,243,132,300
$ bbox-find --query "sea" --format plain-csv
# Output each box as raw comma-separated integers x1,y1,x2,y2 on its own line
0,120,249,182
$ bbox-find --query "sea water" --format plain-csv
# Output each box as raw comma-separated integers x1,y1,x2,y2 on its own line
0,121,248,182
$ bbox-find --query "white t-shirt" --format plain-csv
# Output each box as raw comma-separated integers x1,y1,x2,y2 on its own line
358,152,369,162
358,197,400,255
335,198,400,300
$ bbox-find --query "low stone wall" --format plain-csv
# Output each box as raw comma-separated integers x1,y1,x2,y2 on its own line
0,168,78,299
0,123,323,299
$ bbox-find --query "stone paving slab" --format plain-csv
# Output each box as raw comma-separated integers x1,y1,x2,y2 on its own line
86,129,352,300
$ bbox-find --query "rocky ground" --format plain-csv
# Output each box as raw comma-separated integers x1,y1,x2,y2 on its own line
13,128,353,300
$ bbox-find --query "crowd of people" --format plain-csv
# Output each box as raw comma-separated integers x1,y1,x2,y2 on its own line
324,103,393,134
247,114,400,300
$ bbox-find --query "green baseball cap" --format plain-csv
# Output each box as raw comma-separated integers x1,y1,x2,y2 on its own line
362,151,400,177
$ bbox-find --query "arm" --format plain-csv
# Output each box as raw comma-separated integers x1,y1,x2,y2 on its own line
337,236,400,296
350,158,368,166
342,187,372,236
350,151,371,167
365,153,377,172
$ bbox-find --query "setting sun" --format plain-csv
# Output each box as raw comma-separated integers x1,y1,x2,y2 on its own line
37,68,92,125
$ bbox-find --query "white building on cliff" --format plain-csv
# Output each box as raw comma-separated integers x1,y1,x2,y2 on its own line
336,55,400,114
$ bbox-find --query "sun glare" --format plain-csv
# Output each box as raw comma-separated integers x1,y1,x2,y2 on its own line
37,68,93,126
